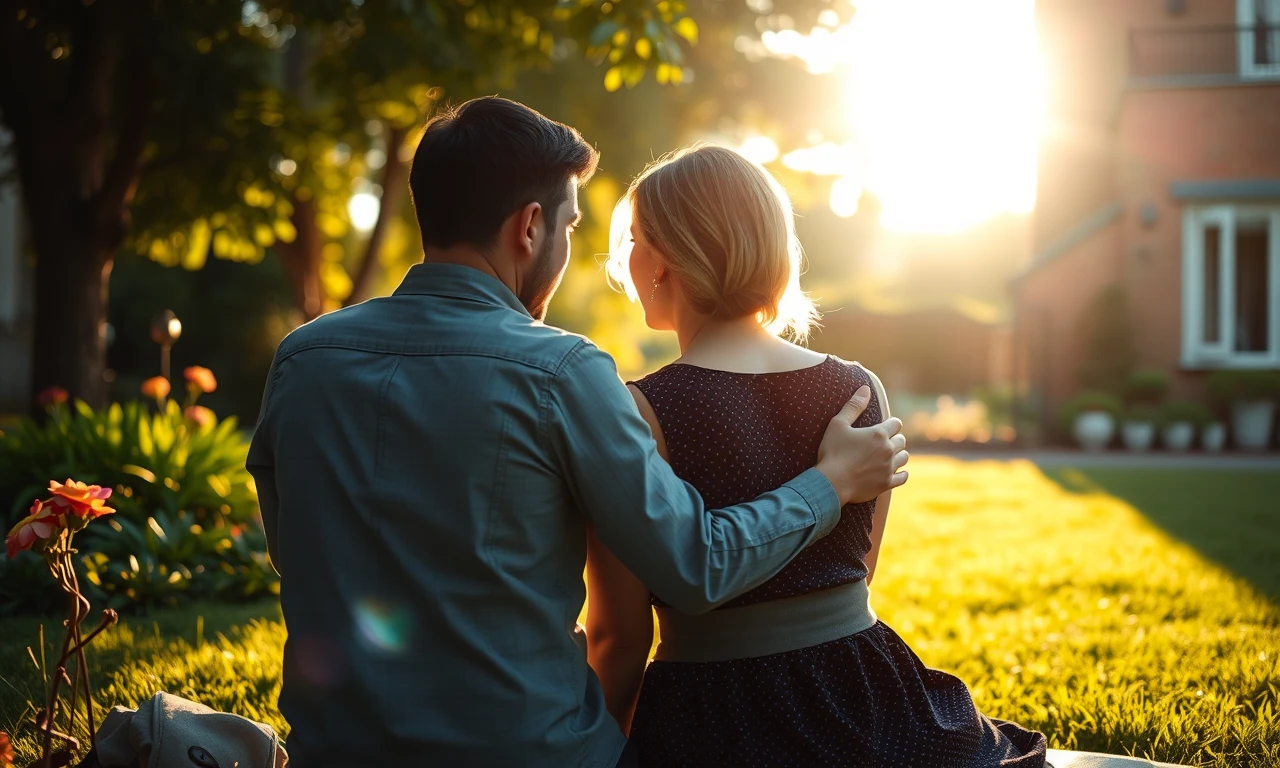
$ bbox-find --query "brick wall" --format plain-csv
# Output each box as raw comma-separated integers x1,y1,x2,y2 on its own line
1023,0,1280,430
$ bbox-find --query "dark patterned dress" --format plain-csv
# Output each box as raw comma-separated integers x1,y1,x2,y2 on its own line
628,356,1047,768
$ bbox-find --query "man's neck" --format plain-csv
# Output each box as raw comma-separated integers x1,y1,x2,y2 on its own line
422,248,513,293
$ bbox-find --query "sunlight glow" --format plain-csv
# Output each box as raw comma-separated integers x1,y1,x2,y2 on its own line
348,192,381,233
737,135,781,165
763,0,1044,233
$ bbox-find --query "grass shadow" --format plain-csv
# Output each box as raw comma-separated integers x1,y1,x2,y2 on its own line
1039,465,1280,603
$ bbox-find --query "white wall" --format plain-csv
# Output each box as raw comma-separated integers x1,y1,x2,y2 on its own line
0,129,32,411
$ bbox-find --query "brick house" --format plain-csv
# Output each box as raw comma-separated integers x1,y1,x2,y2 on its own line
1014,0,1280,435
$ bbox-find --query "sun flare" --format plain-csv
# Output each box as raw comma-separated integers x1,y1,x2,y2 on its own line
767,0,1045,233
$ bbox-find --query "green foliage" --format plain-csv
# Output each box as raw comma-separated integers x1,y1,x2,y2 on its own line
1121,370,1170,406
1207,370,1280,405
4,460,1279,767
1122,404,1161,425
1162,400,1211,427
1058,390,1122,433
1076,285,1136,392
0,400,273,615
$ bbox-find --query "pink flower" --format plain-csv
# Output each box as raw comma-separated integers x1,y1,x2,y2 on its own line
36,386,69,408
6,500,62,559
47,479,115,520
185,405,215,429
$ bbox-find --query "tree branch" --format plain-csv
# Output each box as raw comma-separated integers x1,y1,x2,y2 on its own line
344,124,409,307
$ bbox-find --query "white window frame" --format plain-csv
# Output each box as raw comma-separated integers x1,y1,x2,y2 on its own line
1238,0,1280,78
1182,204,1280,369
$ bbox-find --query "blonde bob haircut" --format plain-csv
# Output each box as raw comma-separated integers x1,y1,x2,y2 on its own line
607,143,819,340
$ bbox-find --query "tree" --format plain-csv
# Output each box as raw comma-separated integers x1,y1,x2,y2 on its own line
0,0,707,408
2,1,287,409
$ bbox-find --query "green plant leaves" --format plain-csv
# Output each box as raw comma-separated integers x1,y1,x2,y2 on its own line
0,399,274,615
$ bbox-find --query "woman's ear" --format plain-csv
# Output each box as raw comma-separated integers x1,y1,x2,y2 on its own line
654,263,668,285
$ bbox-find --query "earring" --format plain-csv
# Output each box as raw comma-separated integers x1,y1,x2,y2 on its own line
650,276,660,304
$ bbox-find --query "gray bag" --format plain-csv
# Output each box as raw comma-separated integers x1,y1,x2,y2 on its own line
93,692,287,768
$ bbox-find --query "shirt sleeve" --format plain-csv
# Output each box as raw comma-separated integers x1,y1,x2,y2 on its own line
545,342,842,615
246,353,282,575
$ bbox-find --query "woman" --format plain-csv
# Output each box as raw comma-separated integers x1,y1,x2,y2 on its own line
586,144,1047,767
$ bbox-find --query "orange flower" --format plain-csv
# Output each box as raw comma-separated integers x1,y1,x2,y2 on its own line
36,386,69,407
141,376,171,401
0,729,13,767
47,479,115,520
184,366,218,394
185,405,215,429
6,500,62,559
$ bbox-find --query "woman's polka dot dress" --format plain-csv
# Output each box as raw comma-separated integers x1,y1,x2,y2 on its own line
627,356,1047,768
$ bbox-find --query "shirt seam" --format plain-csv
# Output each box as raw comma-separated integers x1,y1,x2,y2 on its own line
537,339,592,446
372,356,404,498
275,341,567,375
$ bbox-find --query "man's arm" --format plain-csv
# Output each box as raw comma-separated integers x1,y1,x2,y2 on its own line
547,343,905,615
246,356,282,575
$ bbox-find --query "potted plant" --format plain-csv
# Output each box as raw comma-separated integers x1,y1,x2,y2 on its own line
1121,404,1160,452
1202,419,1228,453
1208,370,1280,451
1060,390,1121,452
1122,369,1171,407
1161,400,1209,452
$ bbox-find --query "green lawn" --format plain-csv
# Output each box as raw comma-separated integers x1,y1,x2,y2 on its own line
2,457,1278,767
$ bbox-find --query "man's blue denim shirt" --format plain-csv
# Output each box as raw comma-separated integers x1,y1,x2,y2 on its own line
247,263,840,767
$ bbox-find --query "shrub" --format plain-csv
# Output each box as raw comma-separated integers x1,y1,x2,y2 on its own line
1122,370,1170,406
1075,285,1135,392
0,378,275,615
1123,404,1162,424
1058,390,1122,433
1207,370,1280,405
1162,400,1211,427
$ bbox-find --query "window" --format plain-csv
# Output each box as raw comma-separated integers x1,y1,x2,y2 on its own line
1239,0,1280,77
1183,205,1280,368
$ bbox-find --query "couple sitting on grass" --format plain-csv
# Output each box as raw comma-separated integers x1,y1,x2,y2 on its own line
246,96,1047,767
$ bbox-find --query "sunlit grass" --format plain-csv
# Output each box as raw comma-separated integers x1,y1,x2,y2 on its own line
2,458,1277,766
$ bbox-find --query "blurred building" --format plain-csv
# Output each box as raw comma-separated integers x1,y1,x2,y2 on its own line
811,307,1013,397
1016,0,1280,434
0,130,32,415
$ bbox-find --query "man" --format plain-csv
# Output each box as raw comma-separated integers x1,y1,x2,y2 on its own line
247,97,909,767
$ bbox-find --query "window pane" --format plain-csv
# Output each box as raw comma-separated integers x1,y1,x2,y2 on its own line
1235,219,1270,353
1203,225,1221,344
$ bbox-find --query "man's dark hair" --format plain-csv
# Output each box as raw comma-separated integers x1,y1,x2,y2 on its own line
409,97,599,250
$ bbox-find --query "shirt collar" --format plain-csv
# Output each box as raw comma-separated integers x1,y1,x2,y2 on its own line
392,262,530,318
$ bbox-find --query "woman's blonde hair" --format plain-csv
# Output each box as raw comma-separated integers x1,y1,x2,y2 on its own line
607,143,819,340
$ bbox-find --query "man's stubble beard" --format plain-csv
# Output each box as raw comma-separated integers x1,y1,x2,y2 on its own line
519,235,564,321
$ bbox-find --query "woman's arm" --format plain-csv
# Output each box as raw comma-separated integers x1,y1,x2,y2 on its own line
859,367,893,586
583,384,667,733
586,525,653,734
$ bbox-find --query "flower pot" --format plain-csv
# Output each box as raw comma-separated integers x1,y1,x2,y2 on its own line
1161,422,1196,452
1202,422,1227,453
1073,411,1115,452
1232,400,1277,452
1121,421,1156,452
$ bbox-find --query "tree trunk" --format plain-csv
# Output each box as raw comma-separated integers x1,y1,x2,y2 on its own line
28,230,113,409
277,196,326,321
344,125,410,307
2,2,150,413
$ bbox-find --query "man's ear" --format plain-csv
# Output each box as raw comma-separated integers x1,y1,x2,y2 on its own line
513,201,541,261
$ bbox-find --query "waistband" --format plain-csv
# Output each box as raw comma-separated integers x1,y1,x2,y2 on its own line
653,579,877,663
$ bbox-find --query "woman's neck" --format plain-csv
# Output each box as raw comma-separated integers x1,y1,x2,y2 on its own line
675,313,771,358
